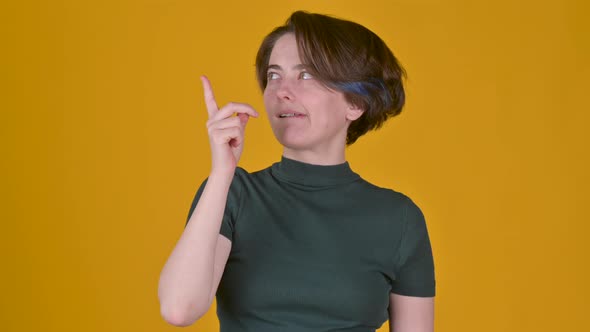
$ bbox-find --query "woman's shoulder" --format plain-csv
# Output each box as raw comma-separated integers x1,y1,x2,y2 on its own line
227,164,276,189
233,165,273,180
355,177,411,203
355,177,427,218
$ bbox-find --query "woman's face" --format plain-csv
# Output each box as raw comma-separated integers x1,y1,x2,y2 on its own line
263,33,363,156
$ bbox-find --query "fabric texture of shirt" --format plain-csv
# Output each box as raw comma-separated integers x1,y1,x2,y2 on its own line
186,156,435,332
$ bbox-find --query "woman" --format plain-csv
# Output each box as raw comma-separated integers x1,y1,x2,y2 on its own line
158,11,435,332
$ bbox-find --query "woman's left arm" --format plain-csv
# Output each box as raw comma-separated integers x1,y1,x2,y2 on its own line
389,293,434,332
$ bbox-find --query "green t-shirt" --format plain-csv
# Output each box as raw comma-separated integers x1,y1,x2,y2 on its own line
186,156,435,332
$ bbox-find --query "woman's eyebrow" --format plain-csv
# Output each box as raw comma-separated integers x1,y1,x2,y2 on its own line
267,64,306,71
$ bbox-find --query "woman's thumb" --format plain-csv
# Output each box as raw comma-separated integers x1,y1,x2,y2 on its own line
237,113,250,127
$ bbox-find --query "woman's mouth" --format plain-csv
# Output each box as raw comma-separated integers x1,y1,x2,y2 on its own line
278,113,306,118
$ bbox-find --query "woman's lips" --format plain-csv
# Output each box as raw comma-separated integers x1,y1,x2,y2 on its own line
277,109,307,118
278,113,307,118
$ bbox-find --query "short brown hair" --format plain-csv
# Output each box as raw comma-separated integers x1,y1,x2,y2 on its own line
255,11,407,145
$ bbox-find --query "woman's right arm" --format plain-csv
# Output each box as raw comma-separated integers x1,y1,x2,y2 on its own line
157,76,258,326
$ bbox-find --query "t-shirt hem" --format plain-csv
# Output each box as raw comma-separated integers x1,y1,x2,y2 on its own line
390,289,436,297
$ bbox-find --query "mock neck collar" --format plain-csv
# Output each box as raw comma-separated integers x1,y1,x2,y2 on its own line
270,156,360,187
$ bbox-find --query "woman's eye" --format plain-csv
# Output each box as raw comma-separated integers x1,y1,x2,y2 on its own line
267,72,280,80
300,71,313,80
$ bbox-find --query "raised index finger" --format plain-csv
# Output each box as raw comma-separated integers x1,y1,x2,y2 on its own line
200,75,218,118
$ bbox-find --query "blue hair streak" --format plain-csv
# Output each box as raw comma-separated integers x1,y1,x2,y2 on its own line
332,78,393,110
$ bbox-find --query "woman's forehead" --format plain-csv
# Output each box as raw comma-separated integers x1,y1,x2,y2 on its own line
268,33,300,65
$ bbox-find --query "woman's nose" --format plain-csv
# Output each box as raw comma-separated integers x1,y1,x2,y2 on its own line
275,79,295,101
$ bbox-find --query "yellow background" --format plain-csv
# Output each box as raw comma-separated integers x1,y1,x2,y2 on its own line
2,0,588,331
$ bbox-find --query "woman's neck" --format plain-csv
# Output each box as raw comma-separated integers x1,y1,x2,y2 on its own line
281,147,346,166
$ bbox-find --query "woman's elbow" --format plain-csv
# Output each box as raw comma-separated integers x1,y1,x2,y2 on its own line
159,301,208,327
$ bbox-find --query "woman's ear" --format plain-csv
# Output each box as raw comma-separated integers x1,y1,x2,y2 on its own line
346,104,364,121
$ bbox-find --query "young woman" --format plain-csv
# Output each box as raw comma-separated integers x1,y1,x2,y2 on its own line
158,11,436,332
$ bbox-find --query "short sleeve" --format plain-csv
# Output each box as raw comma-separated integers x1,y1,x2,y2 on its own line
184,169,245,242
391,196,436,297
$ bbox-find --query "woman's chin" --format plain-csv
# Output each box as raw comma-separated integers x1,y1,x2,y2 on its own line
273,134,312,151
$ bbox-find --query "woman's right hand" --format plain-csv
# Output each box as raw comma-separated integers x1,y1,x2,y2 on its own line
200,76,259,176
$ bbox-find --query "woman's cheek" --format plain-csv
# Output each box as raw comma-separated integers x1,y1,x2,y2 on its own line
263,87,274,103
